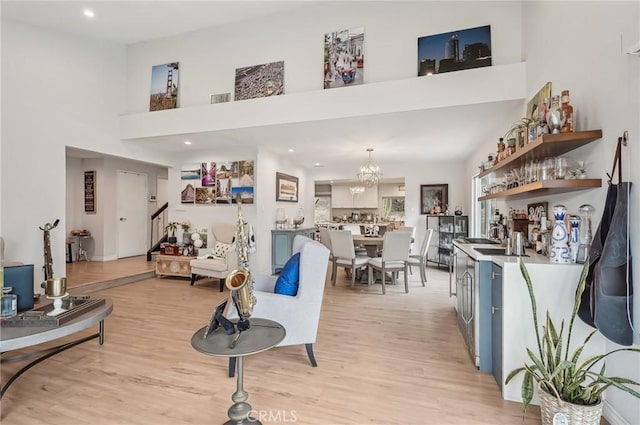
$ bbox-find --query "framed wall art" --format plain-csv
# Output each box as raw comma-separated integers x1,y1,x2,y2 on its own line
420,184,448,215
418,25,491,76
526,82,552,123
276,172,298,202
235,61,284,101
323,27,365,89
149,62,179,111
84,171,96,213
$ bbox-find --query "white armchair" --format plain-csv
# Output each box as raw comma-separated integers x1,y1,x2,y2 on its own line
190,223,237,291
226,235,330,375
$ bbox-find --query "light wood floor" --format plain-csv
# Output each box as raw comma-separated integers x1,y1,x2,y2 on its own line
65,255,155,289
2,263,542,424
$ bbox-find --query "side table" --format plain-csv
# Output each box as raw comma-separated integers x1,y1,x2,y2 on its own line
191,318,286,425
76,235,93,261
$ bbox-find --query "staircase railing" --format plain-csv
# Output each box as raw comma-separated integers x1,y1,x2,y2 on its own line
147,202,169,261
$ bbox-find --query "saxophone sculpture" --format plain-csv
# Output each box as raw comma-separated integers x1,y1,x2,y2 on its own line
225,195,256,345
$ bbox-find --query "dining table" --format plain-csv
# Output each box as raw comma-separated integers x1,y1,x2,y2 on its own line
352,234,384,258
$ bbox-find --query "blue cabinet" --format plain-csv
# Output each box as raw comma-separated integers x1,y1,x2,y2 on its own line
491,263,503,390
271,228,315,274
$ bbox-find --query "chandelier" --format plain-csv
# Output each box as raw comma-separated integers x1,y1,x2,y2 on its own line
357,148,382,187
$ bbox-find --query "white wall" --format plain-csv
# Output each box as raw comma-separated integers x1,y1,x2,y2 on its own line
68,156,168,261
125,1,523,113
122,1,521,273
0,19,176,286
520,2,639,424
159,146,311,275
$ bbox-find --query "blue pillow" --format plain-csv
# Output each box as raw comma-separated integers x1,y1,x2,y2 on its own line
274,253,300,296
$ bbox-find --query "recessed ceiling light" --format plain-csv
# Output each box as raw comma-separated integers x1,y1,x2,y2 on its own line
314,163,323,167
83,9,95,18
288,148,294,153
184,141,191,145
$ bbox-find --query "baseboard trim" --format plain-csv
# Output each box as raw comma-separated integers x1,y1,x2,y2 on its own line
604,400,630,425
68,270,155,294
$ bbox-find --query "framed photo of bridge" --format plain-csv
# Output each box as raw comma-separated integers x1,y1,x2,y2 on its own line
84,171,96,214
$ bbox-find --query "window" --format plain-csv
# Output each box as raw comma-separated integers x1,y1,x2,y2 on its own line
382,197,405,217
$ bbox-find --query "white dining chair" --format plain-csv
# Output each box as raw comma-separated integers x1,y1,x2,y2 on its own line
341,224,368,256
397,226,416,252
329,230,371,287
367,231,412,294
318,227,336,282
407,228,433,286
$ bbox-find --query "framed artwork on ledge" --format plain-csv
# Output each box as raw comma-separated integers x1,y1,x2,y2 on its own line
276,172,298,202
420,184,448,215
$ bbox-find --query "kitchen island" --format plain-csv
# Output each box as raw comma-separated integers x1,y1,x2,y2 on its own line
452,240,605,404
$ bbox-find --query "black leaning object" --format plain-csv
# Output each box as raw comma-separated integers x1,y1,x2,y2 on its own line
579,136,633,346
579,183,617,327
593,182,633,346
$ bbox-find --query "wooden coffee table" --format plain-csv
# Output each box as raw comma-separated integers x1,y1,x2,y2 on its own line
155,254,196,278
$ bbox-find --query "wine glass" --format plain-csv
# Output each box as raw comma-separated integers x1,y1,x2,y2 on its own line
275,208,286,229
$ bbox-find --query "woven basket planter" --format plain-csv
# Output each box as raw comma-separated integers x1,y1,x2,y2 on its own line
538,387,603,425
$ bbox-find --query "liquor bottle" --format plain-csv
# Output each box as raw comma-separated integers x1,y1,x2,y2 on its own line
550,205,571,264
495,138,505,164
569,215,581,263
560,90,574,133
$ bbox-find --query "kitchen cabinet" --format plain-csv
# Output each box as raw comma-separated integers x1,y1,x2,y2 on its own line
491,263,503,391
331,185,378,208
478,130,602,201
427,215,468,268
271,227,316,274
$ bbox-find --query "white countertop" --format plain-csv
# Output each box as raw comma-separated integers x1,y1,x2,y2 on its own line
453,240,561,267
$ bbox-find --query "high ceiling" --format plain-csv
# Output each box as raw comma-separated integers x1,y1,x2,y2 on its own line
4,1,524,169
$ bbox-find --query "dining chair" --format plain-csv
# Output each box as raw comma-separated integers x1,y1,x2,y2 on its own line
407,228,433,286
397,226,416,252
367,231,412,294
318,227,336,282
341,224,368,256
328,230,371,287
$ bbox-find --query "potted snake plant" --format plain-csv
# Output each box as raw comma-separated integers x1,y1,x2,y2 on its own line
505,259,640,425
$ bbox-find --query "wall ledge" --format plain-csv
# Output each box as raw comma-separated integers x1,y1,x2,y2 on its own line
120,62,526,140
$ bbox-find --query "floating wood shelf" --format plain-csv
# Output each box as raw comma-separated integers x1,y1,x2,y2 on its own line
478,179,602,201
478,130,603,178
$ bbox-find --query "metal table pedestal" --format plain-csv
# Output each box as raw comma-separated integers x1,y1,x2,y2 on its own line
191,318,285,425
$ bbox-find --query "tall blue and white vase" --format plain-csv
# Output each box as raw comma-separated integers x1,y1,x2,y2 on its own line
550,204,571,264
568,215,581,263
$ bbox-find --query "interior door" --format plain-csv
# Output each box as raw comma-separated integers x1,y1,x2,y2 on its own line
117,170,148,258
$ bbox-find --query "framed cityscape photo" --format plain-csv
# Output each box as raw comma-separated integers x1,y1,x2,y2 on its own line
323,27,365,89
418,25,491,76
235,61,284,101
